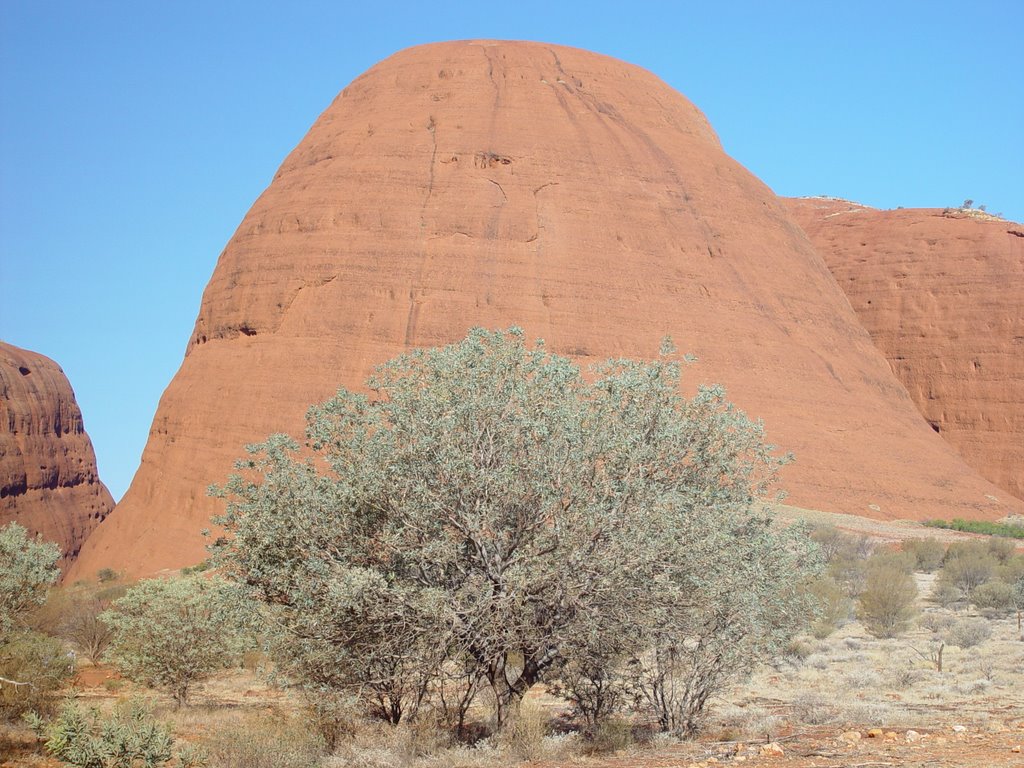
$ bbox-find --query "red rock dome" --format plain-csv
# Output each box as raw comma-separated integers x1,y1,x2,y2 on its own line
785,197,1024,503
1,342,114,568
70,41,1020,579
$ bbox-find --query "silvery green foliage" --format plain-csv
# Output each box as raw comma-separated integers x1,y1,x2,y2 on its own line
212,328,818,734
101,576,252,707
0,522,60,637
30,698,183,768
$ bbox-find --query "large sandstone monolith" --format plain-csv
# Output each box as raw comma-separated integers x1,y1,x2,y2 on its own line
785,197,1023,502
71,41,1020,579
1,342,114,567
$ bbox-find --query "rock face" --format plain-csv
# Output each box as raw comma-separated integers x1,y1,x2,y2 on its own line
785,198,1024,503
70,41,1021,579
1,342,114,567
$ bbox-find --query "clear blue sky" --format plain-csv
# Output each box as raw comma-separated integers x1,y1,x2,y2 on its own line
2,1,1021,501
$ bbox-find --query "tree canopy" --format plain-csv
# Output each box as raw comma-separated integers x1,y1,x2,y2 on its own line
213,328,818,735
0,522,60,638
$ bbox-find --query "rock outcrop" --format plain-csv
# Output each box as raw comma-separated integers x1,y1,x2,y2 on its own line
785,197,1023,502
70,41,1020,579
1,342,114,567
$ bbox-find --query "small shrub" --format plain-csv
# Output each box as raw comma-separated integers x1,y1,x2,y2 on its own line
102,576,254,706
938,546,996,599
790,692,839,724
303,688,361,752
806,575,852,639
27,698,196,768
582,716,632,755
857,563,918,638
501,701,550,761
903,538,945,572
61,598,114,663
0,630,75,720
929,580,964,609
96,568,119,584
987,537,1017,563
783,638,813,662
890,666,921,690
918,612,955,634
973,580,1017,615
945,618,992,649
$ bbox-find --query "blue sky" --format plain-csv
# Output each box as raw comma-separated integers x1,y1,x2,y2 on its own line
2,1,1021,501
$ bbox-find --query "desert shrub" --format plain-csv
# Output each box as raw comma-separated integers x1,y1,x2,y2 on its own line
581,716,632,754
26,698,201,768
96,568,119,584
929,579,965,609
810,524,874,597
0,523,67,720
790,691,840,724
938,546,996,599
303,688,362,752
973,580,1017,615
857,563,917,638
945,618,992,649
61,597,114,664
867,549,915,574
918,612,955,634
995,555,1024,586
0,522,60,636
500,701,551,761
213,329,819,737
201,711,324,768
0,630,75,720
783,637,813,662
903,538,945,572
102,576,253,706
805,575,852,638
549,647,627,731
987,537,1017,563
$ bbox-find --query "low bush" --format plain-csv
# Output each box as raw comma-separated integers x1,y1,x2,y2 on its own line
581,716,632,755
857,561,918,638
938,546,996,600
918,612,955,634
902,538,945,572
805,575,852,639
945,618,992,649
973,580,1017,615
500,701,550,761
0,630,75,720
26,698,202,768
790,691,840,724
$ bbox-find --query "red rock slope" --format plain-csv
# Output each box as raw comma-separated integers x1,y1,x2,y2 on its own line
70,41,1021,579
1,342,114,567
784,197,1024,503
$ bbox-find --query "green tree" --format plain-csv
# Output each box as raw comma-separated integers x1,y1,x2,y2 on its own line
0,523,70,717
101,576,251,706
0,522,60,637
213,328,818,735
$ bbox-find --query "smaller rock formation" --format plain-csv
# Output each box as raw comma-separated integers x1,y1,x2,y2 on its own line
785,198,1024,502
1,342,114,567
